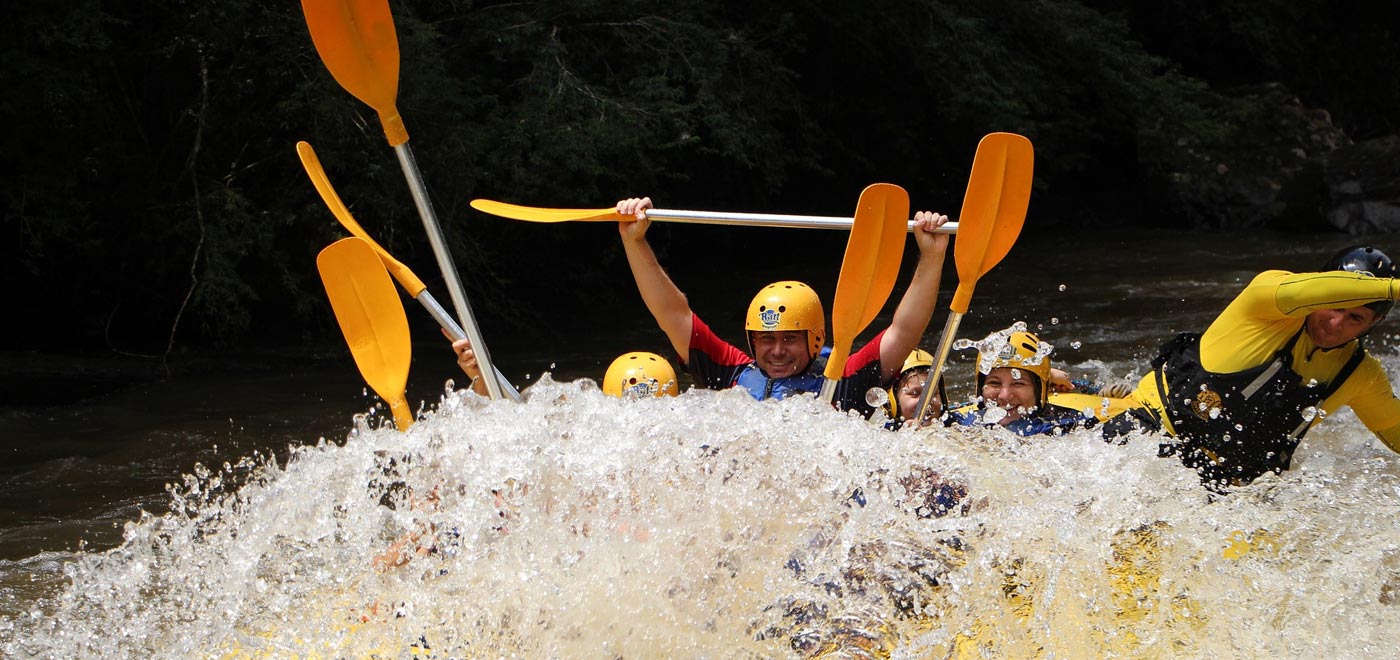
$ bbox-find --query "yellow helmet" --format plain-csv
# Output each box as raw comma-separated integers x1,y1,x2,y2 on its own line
976,331,1053,406
885,349,945,419
603,352,679,398
745,281,825,359
899,348,934,374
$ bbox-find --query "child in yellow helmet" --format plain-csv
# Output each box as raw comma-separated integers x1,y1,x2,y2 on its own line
883,348,946,430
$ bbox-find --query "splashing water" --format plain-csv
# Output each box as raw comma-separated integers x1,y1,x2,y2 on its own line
964,322,1054,377
5,375,1400,658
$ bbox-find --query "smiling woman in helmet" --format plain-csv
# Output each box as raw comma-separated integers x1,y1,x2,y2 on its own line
1105,245,1400,491
943,327,1096,436
615,196,951,415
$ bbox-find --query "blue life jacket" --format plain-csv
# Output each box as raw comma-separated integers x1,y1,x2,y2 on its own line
733,347,830,401
946,403,1094,437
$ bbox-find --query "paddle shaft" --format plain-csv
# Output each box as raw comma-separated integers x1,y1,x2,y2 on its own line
414,290,522,401
392,143,505,401
645,209,956,233
914,312,964,425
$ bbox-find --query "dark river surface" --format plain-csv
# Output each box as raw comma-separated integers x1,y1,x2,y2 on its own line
5,226,1399,656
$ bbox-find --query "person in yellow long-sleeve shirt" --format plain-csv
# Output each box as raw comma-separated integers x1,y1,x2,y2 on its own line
1104,245,1400,491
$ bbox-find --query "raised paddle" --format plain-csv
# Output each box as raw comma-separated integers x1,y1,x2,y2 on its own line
913,132,1034,424
301,0,505,400
317,237,415,431
297,141,521,402
469,198,959,234
818,184,911,404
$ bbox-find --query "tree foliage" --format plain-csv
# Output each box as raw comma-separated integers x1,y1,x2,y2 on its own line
2,0,1393,351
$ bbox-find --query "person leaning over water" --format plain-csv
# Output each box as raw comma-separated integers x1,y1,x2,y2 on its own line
1103,245,1400,490
943,328,1098,436
615,196,950,417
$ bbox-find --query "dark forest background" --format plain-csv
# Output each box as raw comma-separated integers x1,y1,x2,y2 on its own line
4,0,1399,359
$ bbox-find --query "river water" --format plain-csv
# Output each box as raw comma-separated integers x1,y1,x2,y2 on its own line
5,227,1400,658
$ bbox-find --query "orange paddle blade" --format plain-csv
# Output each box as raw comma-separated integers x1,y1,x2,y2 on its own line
470,199,622,223
823,183,910,382
302,0,408,145
298,141,427,297
949,132,1033,313
317,237,415,430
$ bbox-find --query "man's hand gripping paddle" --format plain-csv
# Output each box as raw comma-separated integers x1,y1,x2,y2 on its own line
819,184,911,404
317,237,415,431
302,0,506,400
913,132,1034,425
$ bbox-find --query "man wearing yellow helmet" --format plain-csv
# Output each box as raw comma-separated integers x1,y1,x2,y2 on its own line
944,327,1096,436
615,196,951,415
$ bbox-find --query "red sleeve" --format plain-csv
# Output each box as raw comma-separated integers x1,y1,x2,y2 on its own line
843,329,887,378
683,313,754,390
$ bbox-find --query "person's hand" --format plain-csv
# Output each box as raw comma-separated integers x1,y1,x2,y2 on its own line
446,334,490,396
912,211,950,256
450,337,482,380
616,197,653,243
1101,380,1135,399
1049,367,1075,393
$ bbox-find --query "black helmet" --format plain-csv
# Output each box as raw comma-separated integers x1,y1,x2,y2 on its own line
1324,245,1397,316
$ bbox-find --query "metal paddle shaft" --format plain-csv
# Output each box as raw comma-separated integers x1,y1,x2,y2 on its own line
819,183,911,404
913,133,1035,425
296,141,520,401
317,237,415,431
392,143,505,401
469,198,958,233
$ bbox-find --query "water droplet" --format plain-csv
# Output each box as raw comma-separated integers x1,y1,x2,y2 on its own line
1208,407,1222,419
1070,341,1082,350
1058,284,1067,292
983,405,1008,424
866,387,890,408
1050,318,1060,325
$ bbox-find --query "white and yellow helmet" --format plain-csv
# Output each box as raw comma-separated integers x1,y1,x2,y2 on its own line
976,331,1053,406
603,352,679,398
